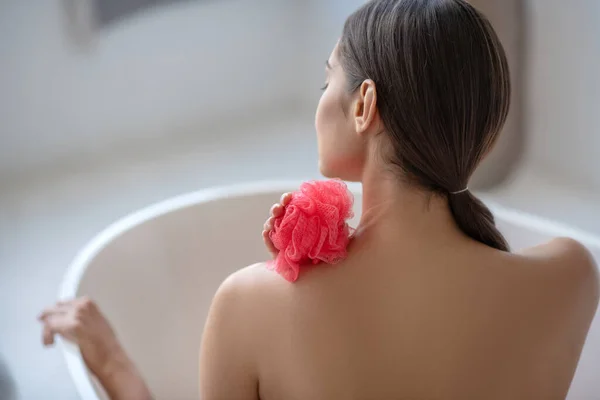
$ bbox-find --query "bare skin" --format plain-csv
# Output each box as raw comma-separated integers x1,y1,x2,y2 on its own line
198,43,600,399
39,298,152,400
41,36,599,400
39,192,599,400
200,191,600,400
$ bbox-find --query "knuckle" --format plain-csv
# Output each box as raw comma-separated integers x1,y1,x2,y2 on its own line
80,296,96,311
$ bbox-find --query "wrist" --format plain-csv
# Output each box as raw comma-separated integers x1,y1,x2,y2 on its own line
93,347,153,400
92,345,134,381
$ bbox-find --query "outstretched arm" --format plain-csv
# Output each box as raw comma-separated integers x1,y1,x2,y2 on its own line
39,298,153,400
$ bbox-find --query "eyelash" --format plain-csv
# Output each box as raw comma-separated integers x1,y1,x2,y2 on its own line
320,83,329,91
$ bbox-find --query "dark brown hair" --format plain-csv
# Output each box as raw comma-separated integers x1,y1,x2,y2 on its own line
340,0,510,251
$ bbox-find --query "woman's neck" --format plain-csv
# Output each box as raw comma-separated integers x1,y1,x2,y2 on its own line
355,159,462,245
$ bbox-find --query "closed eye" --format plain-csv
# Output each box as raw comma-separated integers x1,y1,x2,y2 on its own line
320,83,329,91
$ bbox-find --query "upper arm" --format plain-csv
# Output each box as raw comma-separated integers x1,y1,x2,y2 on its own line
199,270,260,400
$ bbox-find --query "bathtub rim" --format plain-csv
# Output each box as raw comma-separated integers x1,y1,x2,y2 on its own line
57,180,600,400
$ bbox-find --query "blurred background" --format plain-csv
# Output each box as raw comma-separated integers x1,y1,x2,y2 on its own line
0,0,598,398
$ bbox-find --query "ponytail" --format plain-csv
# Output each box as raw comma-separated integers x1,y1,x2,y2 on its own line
340,0,512,252
448,191,509,251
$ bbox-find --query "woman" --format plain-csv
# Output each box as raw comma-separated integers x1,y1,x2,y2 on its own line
40,0,599,399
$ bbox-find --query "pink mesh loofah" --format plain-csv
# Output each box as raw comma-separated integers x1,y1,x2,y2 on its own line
267,180,354,282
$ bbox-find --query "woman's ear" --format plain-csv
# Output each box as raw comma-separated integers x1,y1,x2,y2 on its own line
353,79,378,135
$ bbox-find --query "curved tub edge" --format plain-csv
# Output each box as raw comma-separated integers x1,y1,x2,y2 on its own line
57,180,340,399
57,180,600,399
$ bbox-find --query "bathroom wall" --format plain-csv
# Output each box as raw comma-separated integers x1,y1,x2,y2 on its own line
525,0,600,189
0,0,306,182
298,0,367,106
1,0,599,192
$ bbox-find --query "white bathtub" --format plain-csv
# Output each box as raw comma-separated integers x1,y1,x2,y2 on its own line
59,182,600,400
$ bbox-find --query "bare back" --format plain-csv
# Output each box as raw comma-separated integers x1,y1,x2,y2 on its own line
224,238,598,400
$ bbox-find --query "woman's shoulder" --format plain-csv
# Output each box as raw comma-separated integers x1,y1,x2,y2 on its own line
519,237,597,273
516,237,599,304
210,263,291,323
218,263,287,297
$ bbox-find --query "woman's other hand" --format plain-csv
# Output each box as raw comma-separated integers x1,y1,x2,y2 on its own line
39,298,153,400
39,297,122,376
262,193,292,257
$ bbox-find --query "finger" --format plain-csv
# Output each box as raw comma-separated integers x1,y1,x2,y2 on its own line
42,325,55,346
74,296,94,308
280,193,292,206
42,314,77,342
269,203,280,217
38,304,68,321
264,217,274,231
72,297,98,317
263,230,278,256
56,300,75,309
271,204,285,218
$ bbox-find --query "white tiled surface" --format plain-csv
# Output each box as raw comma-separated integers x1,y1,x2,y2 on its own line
0,111,319,400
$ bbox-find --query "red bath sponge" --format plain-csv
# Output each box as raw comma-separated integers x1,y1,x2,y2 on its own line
268,180,354,282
